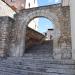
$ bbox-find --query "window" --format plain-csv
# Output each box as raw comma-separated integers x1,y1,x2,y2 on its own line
11,0,16,2
34,0,35,3
28,3,30,8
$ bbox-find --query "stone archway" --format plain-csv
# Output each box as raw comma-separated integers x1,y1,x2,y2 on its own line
22,12,61,57
10,4,71,59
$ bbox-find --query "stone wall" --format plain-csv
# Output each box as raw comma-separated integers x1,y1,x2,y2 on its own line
12,4,72,59
57,6,72,59
0,17,14,57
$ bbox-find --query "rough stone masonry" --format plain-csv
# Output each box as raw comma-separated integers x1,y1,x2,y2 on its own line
0,4,72,59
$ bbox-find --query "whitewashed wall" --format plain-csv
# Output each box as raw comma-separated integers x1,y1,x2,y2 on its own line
25,0,39,31
0,0,15,18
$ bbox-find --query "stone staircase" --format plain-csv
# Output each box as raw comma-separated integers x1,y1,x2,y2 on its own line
0,57,75,75
0,40,75,75
25,40,53,55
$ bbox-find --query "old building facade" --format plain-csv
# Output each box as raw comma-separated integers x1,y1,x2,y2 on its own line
3,0,39,31
3,0,26,11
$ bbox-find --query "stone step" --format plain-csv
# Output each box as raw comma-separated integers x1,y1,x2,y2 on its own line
26,51,52,53
27,49,51,51
26,40,53,54
0,70,73,75
24,53,53,57
24,53,52,56
3,57,75,65
0,61,75,70
0,65,75,74
0,58,75,67
0,57,75,75
30,45,52,48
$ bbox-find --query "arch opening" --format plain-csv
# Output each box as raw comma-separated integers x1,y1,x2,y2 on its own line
24,17,59,56
28,17,54,33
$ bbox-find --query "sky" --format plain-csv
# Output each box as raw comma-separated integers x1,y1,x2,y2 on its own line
34,0,61,33
38,0,61,6
38,18,54,33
